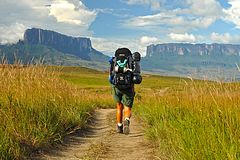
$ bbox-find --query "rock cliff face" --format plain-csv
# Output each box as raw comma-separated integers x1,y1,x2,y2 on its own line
146,43,240,57
24,28,107,61
142,43,240,80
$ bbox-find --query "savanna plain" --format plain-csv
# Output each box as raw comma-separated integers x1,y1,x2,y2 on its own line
0,65,240,159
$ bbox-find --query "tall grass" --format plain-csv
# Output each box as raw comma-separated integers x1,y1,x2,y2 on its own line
0,65,106,159
135,79,240,159
3,63,238,159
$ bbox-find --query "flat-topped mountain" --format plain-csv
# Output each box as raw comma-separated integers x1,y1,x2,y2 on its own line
146,43,240,57
142,43,240,80
0,28,109,70
23,28,108,61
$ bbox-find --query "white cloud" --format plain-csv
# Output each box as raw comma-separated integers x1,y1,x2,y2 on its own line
0,23,26,44
91,36,159,57
223,0,240,28
210,32,240,43
140,36,159,45
122,0,162,10
123,0,223,33
211,32,230,43
168,33,196,42
91,37,125,56
125,12,183,27
124,11,216,32
0,0,97,44
49,0,97,26
184,0,223,17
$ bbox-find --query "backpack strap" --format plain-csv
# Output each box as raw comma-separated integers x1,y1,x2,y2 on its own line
116,59,127,68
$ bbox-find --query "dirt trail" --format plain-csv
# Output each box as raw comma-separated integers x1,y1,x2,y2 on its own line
37,109,156,160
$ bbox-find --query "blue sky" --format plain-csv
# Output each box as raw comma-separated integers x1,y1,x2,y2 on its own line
1,0,240,56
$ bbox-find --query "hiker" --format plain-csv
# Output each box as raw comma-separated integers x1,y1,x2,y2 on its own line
109,48,142,134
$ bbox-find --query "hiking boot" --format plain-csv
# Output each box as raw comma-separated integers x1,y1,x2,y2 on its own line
116,124,123,133
123,119,130,135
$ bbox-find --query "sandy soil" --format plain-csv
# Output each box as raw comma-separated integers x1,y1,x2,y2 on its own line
36,109,156,160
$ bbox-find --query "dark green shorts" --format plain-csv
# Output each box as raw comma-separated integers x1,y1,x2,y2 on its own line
112,86,135,107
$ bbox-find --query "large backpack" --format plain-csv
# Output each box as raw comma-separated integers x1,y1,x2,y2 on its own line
111,48,133,89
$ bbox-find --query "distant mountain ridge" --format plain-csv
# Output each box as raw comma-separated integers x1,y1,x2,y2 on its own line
24,28,108,62
0,28,109,70
1,28,240,79
143,43,240,80
146,43,240,57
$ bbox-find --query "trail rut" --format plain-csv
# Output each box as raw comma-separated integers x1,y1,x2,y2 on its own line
37,109,156,160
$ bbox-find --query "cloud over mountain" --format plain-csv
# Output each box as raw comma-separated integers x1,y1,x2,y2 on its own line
0,0,97,44
211,32,240,43
49,0,97,26
168,33,196,42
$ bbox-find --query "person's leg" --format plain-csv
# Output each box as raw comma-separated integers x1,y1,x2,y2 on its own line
123,106,131,134
116,102,124,133
122,88,134,135
112,86,124,133
124,106,131,120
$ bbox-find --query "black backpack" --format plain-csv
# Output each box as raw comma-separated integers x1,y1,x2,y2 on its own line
112,48,133,89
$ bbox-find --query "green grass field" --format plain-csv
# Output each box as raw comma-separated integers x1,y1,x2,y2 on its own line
0,65,240,159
